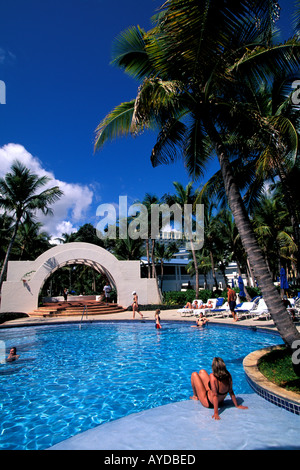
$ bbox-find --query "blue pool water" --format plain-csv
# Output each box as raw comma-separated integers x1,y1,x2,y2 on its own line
0,321,282,450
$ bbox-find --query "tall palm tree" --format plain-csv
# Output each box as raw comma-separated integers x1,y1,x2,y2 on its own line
140,193,161,279
163,181,201,296
0,160,63,288
155,240,179,291
94,1,300,347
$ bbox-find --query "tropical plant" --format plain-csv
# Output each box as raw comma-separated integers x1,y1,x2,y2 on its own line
13,217,51,260
252,189,297,279
94,0,300,347
0,160,63,288
154,240,179,291
162,181,202,296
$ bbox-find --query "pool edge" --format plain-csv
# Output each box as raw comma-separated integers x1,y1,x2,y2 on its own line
243,346,300,415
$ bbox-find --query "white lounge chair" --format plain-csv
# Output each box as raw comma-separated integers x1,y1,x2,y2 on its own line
207,298,230,317
199,298,218,316
287,297,300,321
178,299,203,317
252,298,270,320
234,296,261,319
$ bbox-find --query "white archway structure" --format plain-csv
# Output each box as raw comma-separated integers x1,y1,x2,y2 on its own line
0,242,161,313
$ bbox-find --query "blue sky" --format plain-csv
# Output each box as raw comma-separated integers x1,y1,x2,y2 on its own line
0,0,297,240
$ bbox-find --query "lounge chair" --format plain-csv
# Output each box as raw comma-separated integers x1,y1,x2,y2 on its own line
207,298,230,317
234,296,261,319
178,299,203,317
251,298,270,320
287,297,300,321
199,298,218,316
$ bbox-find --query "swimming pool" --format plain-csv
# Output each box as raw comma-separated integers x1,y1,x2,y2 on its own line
0,321,282,450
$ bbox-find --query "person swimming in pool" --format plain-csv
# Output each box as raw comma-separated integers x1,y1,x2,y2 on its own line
7,347,20,362
190,357,248,420
191,313,209,328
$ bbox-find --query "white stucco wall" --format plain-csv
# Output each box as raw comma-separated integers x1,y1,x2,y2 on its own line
0,242,161,313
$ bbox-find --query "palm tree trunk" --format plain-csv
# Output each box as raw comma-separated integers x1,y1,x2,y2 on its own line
191,245,199,297
207,121,300,347
0,220,20,289
209,250,218,290
151,239,157,279
146,239,151,278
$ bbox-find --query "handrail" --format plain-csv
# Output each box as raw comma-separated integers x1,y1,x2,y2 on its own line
79,304,88,329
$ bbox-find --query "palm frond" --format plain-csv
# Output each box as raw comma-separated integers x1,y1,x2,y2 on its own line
150,118,186,167
111,26,154,80
94,100,135,151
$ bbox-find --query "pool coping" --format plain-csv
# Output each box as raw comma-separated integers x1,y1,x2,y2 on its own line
243,346,300,415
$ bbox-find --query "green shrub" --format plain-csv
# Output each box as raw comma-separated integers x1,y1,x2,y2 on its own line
0,312,28,324
163,289,222,306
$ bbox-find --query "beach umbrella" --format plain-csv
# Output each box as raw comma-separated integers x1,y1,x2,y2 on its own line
238,276,246,297
280,267,289,290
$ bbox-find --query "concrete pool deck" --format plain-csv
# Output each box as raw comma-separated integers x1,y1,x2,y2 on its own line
2,309,300,450
48,394,300,450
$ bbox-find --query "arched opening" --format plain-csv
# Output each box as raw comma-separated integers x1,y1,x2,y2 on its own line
38,258,117,303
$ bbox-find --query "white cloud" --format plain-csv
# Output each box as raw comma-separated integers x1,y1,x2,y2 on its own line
0,143,94,241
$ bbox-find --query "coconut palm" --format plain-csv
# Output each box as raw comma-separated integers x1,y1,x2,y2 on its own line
0,160,63,288
163,181,202,296
252,190,297,279
94,1,300,346
13,217,51,260
140,193,161,279
154,240,179,291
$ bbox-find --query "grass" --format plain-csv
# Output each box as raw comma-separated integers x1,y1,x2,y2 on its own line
258,346,300,394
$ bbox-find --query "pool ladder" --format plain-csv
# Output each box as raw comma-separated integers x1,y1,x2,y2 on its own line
79,304,88,329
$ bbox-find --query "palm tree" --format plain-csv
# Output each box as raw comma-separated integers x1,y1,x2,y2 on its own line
14,217,51,260
0,160,63,288
140,193,161,279
0,212,14,263
252,190,297,280
154,240,179,291
163,181,201,296
187,250,211,290
94,1,300,347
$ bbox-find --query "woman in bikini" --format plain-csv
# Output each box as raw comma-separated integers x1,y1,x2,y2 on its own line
132,291,143,319
190,357,248,420
155,309,162,329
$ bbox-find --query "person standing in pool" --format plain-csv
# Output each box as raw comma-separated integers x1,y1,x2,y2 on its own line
190,357,248,420
132,291,143,319
155,309,162,329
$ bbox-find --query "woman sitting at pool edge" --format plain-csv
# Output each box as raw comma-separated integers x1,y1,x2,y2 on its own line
190,357,248,420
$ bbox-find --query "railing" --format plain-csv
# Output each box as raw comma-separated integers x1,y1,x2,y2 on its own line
79,304,88,329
